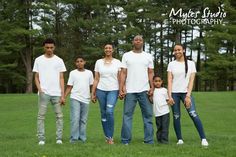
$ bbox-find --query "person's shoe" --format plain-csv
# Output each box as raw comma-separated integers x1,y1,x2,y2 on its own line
123,143,129,146
201,139,209,147
38,141,45,145
177,139,184,145
56,140,63,144
107,138,114,144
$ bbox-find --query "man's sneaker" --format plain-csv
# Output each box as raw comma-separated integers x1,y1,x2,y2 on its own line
177,139,184,145
201,139,209,147
56,140,63,144
38,141,45,145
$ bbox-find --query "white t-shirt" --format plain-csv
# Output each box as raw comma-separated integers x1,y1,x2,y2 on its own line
121,51,154,93
167,60,196,93
94,58,122,91
67,69,94,104
33,55,66,96
153,88,170,117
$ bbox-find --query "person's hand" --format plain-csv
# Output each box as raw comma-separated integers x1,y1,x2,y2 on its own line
91,93,97,103
147,88,154,96
184,96,191,109
148,96,153,104
168,97,175,106
60,96,66,106
119,86,126,100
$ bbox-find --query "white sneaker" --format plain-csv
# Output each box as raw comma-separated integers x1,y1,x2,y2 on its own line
56,140,63,144
38,141,45,145
177,139,184,145
201,139,209,147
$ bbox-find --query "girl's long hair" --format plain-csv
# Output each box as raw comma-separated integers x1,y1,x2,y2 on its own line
175,44,188,77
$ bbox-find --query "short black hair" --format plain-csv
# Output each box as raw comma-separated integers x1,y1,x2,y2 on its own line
153,75,162,80
74,56,85,61
43,38,55,46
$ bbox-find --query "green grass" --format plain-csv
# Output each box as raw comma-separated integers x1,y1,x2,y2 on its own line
0,92,236,157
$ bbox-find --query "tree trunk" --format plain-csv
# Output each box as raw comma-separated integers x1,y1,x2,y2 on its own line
195,26,202,91
160,22,164,77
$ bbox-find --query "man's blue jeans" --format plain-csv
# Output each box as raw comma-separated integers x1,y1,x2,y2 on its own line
96,89,119,139
121,91,154,144
171,93,206,140
70,98,89,142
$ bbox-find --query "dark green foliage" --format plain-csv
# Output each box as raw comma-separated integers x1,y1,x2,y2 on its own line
0,0,235,93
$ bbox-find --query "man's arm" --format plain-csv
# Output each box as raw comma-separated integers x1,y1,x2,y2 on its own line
147,68,154,96
59,72,65,105
119,68,127,99
34,72,42,93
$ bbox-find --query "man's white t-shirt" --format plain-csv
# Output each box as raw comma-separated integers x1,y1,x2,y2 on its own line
94,58,122,91
33,55,66,96
153,88,170,117
121,51,154,93
67,69,94,104
167,60,196,93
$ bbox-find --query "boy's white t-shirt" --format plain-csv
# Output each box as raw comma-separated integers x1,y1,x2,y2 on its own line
153,88,170,117
167,60,196,93
94,58,121,91
67,69,94,104
121,51,154,93
33,55,66,96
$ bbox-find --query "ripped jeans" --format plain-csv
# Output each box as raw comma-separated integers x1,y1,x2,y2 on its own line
171,93,206,140
96,89,119,139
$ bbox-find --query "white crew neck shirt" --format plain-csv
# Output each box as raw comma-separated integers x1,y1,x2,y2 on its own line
33,54,66,96
153,87,170,117
94,58,122,91
167,60,196,93
121,50,154,93
67,69,94,104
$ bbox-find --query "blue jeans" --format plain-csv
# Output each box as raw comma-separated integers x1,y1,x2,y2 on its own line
96,89,119,139
37,93,63,141
121,91,154,144
171,93,206,140
70,98,89,142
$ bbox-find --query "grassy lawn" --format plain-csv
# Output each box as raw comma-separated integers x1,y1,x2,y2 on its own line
0,92,235,157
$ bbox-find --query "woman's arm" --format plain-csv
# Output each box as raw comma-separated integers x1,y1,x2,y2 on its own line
184,72,195,108
186,73,195,97
167,71,175,105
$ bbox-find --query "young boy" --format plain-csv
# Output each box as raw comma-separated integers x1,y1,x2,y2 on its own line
152,75,170,144
64,57,94,143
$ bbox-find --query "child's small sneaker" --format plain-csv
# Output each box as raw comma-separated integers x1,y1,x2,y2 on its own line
38,141,45,145
177,139,184,145
56,140,63,144
201,139,209,147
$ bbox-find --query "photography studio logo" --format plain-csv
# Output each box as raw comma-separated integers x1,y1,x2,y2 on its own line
169,7,226,25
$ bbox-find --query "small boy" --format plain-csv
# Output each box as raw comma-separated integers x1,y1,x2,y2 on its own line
64,57,94,143
152,75,170,144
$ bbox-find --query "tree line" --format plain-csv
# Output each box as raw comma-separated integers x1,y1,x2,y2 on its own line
0,0,235,93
